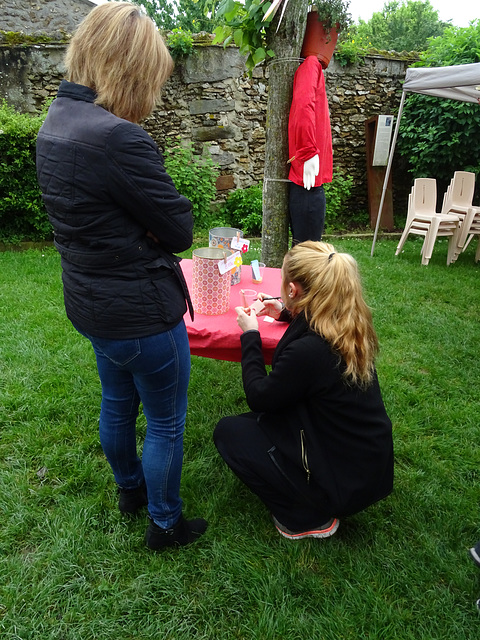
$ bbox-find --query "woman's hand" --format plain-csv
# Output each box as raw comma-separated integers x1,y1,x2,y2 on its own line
255,293,284,320
235,306,259,332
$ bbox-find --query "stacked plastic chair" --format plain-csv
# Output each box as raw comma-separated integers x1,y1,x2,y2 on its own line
441,171,477,262
441,171,476,220
395,178,461,265
455,206,480,262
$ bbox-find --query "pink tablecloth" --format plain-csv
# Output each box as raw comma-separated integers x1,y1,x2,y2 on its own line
181,258,287,364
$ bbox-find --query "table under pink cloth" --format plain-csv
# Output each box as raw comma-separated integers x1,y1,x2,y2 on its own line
180,258,287,364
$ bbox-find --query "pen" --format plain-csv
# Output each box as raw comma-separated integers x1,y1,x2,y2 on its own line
255,296,282,301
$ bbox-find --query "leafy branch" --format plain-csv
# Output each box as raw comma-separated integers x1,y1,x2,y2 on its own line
212,0,275,73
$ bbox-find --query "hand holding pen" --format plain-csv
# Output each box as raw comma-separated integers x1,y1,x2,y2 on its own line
254,293,284,320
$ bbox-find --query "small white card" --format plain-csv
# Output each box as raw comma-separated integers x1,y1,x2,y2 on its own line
251,259,261,281
231,236,250,253
217,250,241,274
249,299,265,315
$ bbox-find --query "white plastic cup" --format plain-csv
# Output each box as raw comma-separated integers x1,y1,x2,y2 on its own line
240,288,257,309
251,262,265,284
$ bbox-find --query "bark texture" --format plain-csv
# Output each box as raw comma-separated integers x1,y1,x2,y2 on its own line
261,0,309,267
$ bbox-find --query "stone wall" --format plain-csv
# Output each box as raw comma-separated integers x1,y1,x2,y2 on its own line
146,47,412,214
326,55,411,214
0,43,65,113
0,40,413,216
147,46,270,195
0,0,94,37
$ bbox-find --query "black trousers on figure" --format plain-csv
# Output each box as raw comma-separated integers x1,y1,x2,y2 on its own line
289,182,326,245
213,413,332,531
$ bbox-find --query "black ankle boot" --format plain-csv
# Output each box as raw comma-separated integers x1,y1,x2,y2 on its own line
145,514,208,550
118,482,148,515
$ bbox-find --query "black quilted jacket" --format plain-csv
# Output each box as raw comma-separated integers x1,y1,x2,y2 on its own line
36,81,194,338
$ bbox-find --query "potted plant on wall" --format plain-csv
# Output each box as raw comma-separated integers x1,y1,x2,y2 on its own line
309,0,352,32
301,1,352,67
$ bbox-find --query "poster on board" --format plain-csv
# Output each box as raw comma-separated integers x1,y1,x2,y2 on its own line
372,115,394,166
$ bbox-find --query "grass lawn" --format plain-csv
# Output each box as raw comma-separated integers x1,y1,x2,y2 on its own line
1,235,479,639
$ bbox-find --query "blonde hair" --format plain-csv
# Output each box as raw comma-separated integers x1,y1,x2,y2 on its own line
283,241,379,387
64,2,173,122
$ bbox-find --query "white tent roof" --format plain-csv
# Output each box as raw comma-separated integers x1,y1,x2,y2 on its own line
402,62,480,104
371,62,480,255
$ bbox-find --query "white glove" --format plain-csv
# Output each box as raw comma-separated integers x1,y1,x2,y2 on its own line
303,154,319,190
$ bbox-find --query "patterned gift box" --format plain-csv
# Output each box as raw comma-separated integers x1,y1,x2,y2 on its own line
191,247,231,315
209,227,243,286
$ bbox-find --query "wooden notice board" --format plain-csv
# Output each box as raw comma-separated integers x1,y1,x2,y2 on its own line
365,115,394,231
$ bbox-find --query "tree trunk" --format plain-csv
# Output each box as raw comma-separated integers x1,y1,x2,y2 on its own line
261,0,309,267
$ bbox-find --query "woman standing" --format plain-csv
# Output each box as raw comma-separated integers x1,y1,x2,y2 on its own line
36,2,207,550
214,241,393,540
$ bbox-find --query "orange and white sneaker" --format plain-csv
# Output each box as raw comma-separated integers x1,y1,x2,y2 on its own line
273,516,339,540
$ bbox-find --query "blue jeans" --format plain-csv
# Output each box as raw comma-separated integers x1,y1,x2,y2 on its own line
75,321,191,529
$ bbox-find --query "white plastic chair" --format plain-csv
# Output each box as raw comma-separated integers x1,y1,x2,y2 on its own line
441,171,477,259
451,206,480,263
395,178,461,265
441,171,476,219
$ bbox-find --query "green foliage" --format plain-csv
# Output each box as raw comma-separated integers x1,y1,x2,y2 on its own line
213,0,275,74
416,19,480,66
220,183,263,236
355,0,449,52
132,0,176,30
314,0,353,32
166,28,194,59
335,33,370,66
131,0,222,32
163,139,219,232
324,169,355,229
0,101,51,243
398,95,480,180
397,21,480,180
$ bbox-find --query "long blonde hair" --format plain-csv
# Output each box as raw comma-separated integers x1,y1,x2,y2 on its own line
283,241,379,387
64,2,173,122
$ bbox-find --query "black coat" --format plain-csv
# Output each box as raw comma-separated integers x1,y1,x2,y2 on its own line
240,314,394,517
36,81,194,339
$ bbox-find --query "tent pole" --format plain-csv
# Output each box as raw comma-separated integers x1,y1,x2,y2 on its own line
370,91,407,257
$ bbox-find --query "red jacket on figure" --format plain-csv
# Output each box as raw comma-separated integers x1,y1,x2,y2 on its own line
288,55,333,188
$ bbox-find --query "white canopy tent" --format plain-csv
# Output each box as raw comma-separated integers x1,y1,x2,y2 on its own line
371,62,480,256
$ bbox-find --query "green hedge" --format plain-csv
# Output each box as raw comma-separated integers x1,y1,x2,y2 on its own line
220,183,263,236
162,138,219,232
0,102,50,244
